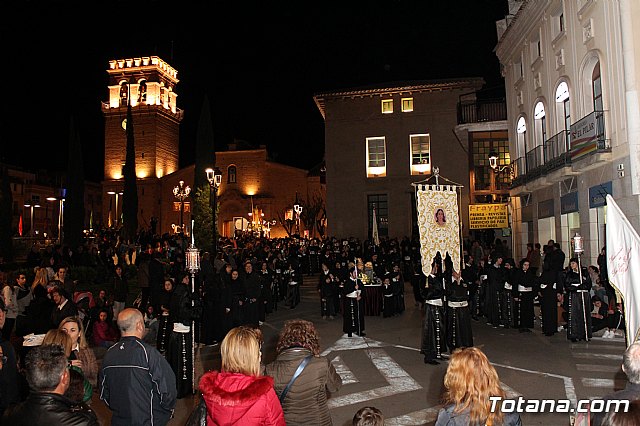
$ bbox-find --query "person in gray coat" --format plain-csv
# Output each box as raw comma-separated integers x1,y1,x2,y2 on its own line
265,319,342,426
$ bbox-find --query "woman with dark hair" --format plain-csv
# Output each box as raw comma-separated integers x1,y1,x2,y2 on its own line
435,208,446,226
436,347,521,425
264,319,342,425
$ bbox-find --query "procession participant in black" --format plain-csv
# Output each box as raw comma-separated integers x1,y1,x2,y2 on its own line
258,261,273,323
420,260,447,365
241,261,261,327
389,263,405,314
343,261,365,337
272,252,287,303
538,246,561,336
461,255,480,321
381,274,396,318
500,259,516,328
318,262,337,319
515,259,536,332
564,258,592,342
445,270,473,349
308,239,321,275
284,261,302,309
485,254,504,328
229,269,245,327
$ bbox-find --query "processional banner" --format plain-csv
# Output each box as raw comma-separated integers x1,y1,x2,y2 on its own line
416,185,461,276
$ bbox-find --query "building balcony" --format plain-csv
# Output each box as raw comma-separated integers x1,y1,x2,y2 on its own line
457,98,507,124
511,111,610,188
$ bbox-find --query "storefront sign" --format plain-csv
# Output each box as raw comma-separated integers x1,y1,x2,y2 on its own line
468,204,509,229
538,199,555,219
560,192,579,214
570,112,598,160
589,181,612,208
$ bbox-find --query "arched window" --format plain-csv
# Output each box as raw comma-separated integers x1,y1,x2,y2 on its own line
592,62,602,112
555,81,571,149
516,116,527,158
138,80,147,103
227,165,237,184
119,83,128,106
534,101,546,147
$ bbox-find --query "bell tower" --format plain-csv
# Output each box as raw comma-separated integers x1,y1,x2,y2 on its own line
102,56,183,231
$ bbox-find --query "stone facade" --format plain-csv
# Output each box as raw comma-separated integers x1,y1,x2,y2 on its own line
315,80,484,241
495,0,640,265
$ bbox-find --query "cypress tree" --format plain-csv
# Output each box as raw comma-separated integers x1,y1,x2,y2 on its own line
0,165,13,261
63,116,85,249
122,100,139,243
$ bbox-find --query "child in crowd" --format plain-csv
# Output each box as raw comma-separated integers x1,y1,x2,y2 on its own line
92,308,120,348
353,406,384,426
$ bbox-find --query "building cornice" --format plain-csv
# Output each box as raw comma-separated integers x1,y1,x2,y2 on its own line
495,0,548,62
313,78,485,118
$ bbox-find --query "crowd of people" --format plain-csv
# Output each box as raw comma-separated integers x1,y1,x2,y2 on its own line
0,227,633,425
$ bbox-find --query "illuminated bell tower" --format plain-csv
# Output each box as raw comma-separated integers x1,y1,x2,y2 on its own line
102,56,183,230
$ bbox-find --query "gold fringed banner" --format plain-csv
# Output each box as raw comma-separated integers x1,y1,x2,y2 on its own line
417,185,461,276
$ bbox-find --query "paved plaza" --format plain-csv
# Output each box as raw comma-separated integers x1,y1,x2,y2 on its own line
91,275,626,426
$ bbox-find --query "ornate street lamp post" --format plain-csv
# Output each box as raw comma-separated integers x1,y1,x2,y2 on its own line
205,168,222,255
185,221,200,393
293,202,303,236
572,232,589,342
173,180,191,235
46,188,66,244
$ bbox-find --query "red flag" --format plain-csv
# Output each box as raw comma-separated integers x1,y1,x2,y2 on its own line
18,215,23,236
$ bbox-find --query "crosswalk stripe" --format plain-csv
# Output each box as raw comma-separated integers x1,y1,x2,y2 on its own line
385,406,440,425
589,337,626,344
331,355,358,385
573,343,625,351
327,348,422,409
573,353,623,361
581,378,615,388
576,364,621,373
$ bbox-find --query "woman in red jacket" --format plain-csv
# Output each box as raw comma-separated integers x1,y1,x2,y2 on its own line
199,326,285,425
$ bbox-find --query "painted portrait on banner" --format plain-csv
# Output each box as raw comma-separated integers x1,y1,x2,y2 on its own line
416,186,461,276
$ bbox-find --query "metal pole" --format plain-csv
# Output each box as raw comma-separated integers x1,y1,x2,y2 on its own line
577,254,589,342
58,200,62,244
30,206,34,237
212,187,218,256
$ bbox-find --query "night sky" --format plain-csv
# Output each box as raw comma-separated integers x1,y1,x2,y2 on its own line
1,1,508,183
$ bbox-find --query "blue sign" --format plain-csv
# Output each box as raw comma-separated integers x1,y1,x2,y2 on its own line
589,181,612,208
561,192,579,214
538,199,555,219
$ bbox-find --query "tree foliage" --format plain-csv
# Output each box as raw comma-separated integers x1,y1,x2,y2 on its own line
122,102,138,242
0,166,13,261
193,185,213,254
63,116,85,249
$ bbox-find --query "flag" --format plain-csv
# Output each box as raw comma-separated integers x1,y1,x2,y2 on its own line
606,194,640,346
372,205,380,246
108,210,112,228
18,215,23,237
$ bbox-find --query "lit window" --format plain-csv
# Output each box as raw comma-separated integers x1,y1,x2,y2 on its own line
366,137,386,177
401,98,414,112
381,99,393,114
410,134,431,175
227,165,237,183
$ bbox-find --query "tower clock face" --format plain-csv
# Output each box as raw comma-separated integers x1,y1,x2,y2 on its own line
121,119,127,130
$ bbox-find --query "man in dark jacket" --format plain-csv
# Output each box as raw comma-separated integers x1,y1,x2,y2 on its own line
50,287,78,329
3,344,98,425
99,308,176,426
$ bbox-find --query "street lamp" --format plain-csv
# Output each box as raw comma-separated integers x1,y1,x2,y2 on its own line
293,201,303,236
205,167,222,254
572,232,589,342
173,180,191,235
185,219,200,393
107,190,123,228
488,151,512,174
47,188,66,244
24,203,41,237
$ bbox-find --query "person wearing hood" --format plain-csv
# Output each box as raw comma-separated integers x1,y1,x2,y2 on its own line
199,326,285,425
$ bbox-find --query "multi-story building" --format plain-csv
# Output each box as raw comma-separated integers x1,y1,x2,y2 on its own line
315,79,485,240
495,0,640,265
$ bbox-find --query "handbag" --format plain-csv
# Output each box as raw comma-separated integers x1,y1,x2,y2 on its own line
185,395,207,426
279,355,314,403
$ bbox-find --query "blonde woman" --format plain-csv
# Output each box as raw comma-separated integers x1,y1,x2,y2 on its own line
31,267,49,292
199,326,285,425
436,347,521,426
59,316,98,386
42,329,92,404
